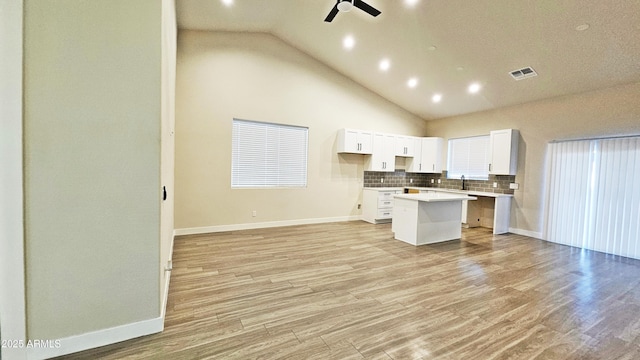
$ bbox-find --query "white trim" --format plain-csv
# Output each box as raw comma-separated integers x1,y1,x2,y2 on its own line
174,215,361,236
508,227,543,240
0,1,27,359
160,233,175,319
26,317,164,360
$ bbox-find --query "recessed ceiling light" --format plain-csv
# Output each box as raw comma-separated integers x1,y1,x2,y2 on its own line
404,0,420,7
379,58,391,71
407,77,418,88
427,45,437,51
575,23,590,31
468,82,481,94
221,0,234,7
343,35,355,50
431,94,442,103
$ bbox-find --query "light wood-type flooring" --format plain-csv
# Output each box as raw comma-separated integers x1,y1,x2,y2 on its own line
58,222,640,359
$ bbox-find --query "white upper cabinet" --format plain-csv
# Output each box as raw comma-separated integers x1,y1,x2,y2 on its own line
365,133,396,172
337,128,373,154
406,137,443,173
488,129,519,175
395,135,415,157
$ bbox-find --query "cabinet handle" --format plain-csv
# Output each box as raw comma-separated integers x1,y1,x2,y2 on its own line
489,163,492,171
419,164,422,171
432,164,435,171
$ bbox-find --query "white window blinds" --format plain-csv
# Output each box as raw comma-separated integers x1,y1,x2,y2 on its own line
231,119,308,188
545,136,640,259
447,135,490,179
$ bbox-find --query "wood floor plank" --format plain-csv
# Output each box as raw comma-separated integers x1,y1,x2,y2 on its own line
56,222,640,359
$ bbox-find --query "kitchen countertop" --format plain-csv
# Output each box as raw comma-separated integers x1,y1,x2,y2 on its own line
363,187,404,191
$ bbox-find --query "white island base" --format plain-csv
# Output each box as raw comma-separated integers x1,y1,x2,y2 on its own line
392,193,477,245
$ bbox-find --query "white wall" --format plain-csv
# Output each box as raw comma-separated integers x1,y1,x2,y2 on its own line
175,31,427,231
23,0,162,345
424,81,640,237
0,1,27,359
160,0,177,315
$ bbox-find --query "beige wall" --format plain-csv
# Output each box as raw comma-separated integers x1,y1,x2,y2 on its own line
175,31,427,230
24,0,162,339
0,0,27,356
424,81,640,236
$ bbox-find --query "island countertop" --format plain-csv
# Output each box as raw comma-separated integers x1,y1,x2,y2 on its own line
394,192,477,202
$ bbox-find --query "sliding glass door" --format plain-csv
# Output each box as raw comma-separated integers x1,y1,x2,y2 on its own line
545,136,640,259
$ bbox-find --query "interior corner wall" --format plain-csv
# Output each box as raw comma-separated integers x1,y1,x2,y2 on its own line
23,0,162,341
423,81,640,237
175,30,427,230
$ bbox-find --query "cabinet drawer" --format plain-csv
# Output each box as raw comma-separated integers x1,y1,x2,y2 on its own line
377,209,393,219
378,191,397,201
378,199,394,208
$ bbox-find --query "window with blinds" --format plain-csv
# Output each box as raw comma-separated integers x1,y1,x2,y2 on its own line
447,135,490,179
231,119,308,188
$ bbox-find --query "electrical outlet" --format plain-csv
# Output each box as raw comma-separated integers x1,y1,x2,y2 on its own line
493,182,498,188
252,210,257,217
410,178,413,183
437,179,441,184
381,178,384,183
509,183,519,190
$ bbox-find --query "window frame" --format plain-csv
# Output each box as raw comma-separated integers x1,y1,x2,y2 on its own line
231,118,309,189
447,135,490,180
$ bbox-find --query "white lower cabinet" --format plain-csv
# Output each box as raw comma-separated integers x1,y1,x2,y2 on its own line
362,188,401,224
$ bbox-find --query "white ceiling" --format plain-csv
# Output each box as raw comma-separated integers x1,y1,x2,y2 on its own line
177,0,640,120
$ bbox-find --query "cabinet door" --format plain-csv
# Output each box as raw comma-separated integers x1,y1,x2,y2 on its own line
395,136,415,157
337,129,373,154
405,137,424,172
366,133,396,172
358,131,373,154
419,137,443,173
489,129,518,175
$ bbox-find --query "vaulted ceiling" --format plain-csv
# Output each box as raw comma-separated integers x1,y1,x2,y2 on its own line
177,0,640,120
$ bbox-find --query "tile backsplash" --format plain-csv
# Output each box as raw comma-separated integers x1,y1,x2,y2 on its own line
364,170,515,194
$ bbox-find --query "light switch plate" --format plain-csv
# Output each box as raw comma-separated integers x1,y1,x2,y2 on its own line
509,183,519,190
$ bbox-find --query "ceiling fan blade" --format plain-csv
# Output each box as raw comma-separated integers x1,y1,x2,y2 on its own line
324,4,339,22
354,0,381,17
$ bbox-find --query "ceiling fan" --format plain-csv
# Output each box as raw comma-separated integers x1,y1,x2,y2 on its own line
324,0,381,22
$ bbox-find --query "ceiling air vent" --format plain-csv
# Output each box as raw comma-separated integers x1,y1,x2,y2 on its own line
509,67,537,81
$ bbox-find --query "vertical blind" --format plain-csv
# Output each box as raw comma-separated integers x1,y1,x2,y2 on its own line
447,135,489,179
545,136,640,259
231,119,308,188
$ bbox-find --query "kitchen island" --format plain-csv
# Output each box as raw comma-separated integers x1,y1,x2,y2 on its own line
392,192,477,245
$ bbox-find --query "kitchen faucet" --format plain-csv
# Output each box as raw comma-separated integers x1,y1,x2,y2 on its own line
461,175,466,190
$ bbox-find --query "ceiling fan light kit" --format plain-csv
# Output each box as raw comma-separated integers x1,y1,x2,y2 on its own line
325,0,381,22
337,0,354,12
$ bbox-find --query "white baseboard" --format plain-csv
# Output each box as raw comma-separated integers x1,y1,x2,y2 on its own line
161,234,175,319
26,317,163,360
174,215,362,236
508,227,543,239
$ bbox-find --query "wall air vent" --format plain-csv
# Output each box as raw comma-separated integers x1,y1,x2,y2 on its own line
509,67,537,81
